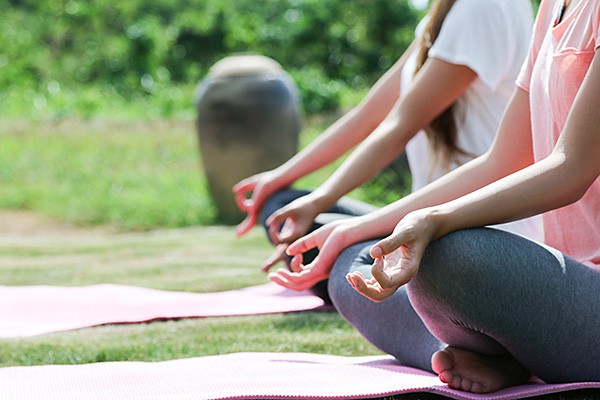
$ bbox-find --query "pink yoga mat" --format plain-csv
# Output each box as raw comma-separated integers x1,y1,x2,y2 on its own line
1,352,598,400
0,283,330,338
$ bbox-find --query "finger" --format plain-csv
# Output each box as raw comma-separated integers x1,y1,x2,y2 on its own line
287,231,320,255
372,256,415,289
261,244,289,273
266,214,289,244
232,179,256,211
346,272,389,302
266,223,279,244
290,254,304,273
268,269,319,291
269,272,304,291
274,268,313,281
370,257,395,288
265,209,289,231
346,271,369,289
347,272,395,302
369,245,384,260
234,191,251,212
345,271,363,291
235,214,257,237
370,231,410,258
232,177,255,194
278,219,298,242
346,277,357,292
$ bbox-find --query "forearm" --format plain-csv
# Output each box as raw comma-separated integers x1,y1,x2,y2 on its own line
310,58,479,213
435,52,600,238
310,117,412,211
341,87,535,240
274,107,386,186
273,44,419,188
435,148,593,238
345,150,517,240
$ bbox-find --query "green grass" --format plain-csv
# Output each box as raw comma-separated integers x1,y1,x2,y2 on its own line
0,225,273,291
0,119,216,230
0,117,339,230
0,112,409,231
0,314,375,367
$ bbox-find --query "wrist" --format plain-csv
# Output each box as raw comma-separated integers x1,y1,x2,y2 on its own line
308,187,339,214
423,206,453,240
270,165,297,189
337,214,391,244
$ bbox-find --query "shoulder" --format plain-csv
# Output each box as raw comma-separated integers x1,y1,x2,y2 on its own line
441,0,533,37
449,0,502,15
447,0,530,21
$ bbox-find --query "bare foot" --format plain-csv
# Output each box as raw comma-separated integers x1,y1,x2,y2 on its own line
431,346,531,393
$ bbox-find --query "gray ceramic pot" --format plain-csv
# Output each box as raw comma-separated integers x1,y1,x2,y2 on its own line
196,55,301,223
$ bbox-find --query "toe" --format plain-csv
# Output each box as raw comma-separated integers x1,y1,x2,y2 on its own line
459,377,473,392
471,382,485,393
438,370,453,384
432,348,455,374
451,374,463,389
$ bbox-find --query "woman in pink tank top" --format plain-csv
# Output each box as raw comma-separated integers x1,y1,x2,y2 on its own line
272,0,600,393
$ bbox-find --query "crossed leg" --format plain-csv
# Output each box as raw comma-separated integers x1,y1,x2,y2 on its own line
328,240,444,371
407,228,600,392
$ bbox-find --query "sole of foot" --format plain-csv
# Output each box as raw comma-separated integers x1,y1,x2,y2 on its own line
431,346,530,393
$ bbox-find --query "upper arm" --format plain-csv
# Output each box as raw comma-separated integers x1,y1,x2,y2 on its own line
553,49,600,193
483,86,535,175
384,56,477,142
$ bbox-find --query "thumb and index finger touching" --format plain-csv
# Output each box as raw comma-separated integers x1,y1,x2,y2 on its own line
369,229,410,260
232,178,267,237
286,228,323,256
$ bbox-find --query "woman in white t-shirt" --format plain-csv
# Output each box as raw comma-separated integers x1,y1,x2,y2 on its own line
234,1,539,316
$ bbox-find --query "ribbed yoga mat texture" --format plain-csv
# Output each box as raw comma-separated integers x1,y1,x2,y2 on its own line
1,352,599,400
0,283,330,338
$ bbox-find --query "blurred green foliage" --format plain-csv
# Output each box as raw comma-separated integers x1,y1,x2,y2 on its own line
0,0,421,119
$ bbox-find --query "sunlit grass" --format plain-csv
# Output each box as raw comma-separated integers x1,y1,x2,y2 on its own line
0,313,376,367
0,117,336,230
0,119,214,229
0,224,272,291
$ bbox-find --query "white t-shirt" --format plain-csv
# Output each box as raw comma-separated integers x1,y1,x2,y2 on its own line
401,0,543,241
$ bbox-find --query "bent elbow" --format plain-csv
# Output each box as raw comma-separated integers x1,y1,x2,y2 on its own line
568,177,597,205
552,151,597,206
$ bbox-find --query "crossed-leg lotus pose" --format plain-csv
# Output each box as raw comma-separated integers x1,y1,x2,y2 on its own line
270,0,600,393
233,0,541,304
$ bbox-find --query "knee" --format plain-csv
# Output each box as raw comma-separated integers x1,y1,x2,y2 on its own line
408,228,503,315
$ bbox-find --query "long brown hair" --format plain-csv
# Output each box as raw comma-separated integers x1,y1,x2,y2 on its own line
415,0,472,170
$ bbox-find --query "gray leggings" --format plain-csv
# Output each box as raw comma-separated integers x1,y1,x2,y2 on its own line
330,227,600,382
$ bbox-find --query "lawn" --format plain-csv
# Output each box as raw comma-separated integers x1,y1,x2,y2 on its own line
0,119,215,229
0,120,596,400
0,219,379,364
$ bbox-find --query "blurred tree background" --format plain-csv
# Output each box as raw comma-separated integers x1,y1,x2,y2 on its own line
0,0,542,120
0,0,425,120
